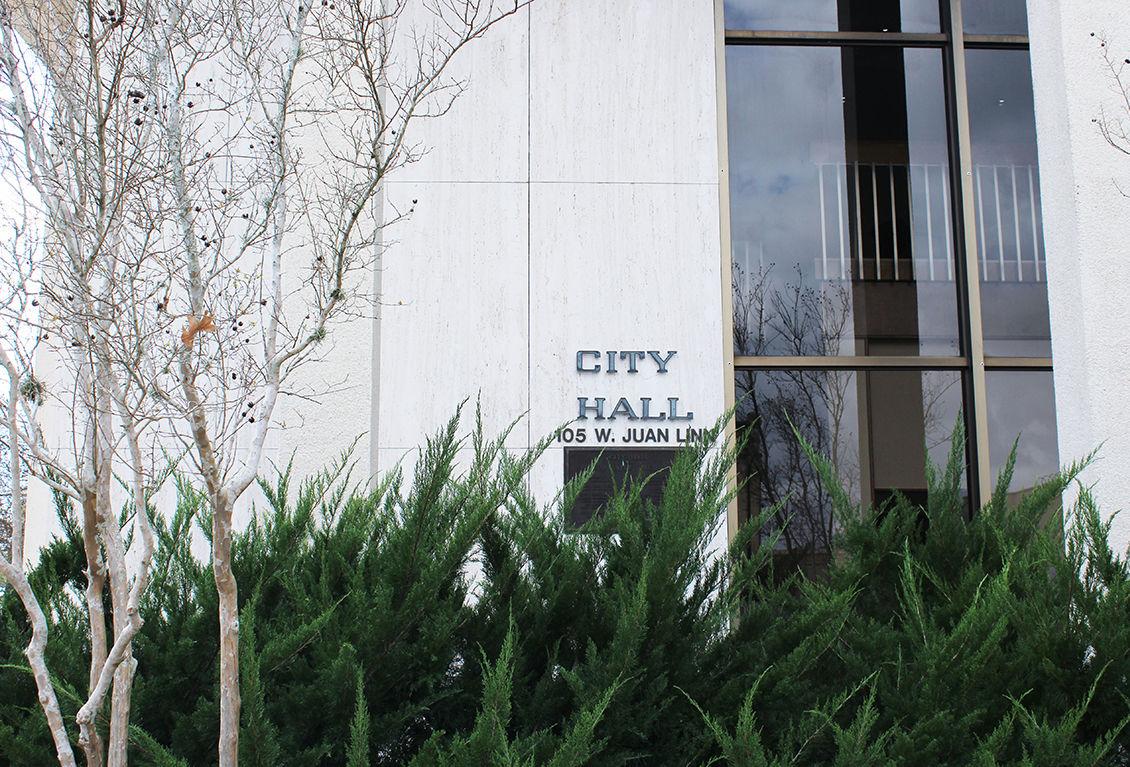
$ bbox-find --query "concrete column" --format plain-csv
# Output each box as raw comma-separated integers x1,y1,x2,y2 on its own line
1029,0,1130,553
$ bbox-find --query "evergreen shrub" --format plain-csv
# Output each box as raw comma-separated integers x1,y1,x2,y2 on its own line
1,408,1127,765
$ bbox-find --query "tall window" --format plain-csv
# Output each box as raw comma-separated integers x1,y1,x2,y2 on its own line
722,0,1059,574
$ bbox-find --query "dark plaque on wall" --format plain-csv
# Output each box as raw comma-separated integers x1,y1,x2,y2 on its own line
563,448,680,527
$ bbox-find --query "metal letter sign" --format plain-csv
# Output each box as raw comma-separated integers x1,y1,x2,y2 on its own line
572,350,694,423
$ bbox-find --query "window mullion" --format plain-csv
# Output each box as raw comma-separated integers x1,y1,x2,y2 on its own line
715,0,740,541
946,0,993,506
724,30,948,46
734,356,968,370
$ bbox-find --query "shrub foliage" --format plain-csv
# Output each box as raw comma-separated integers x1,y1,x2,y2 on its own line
1,409,1128,765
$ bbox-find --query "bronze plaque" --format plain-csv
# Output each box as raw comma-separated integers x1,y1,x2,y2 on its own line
564,448,679,526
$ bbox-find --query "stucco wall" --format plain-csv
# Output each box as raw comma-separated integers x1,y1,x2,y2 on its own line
1029,0,1130,553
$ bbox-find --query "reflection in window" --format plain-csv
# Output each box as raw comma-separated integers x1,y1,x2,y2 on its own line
724,0,1058,576
986,371,1060,500
727,46,961,357
962,0,1028,36
967,49,1051,357
736,369,967,574
723,0,939,33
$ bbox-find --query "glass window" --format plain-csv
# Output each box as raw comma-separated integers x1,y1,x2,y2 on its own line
724,0,940,33
986,371,1059,499
962,0,1028,36
724,0,1057,565
727,46,961,357
735,369,967,573
967,49,1050,357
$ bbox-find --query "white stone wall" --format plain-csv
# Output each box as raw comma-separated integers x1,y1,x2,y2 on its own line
368,0,727,506
1029,0,1130,553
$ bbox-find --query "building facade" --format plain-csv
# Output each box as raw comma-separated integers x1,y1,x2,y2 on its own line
268,0,1130,557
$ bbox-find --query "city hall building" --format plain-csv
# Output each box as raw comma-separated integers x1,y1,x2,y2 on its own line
245,0,1128,563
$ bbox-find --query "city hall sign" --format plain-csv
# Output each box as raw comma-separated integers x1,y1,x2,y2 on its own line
555,349,704,445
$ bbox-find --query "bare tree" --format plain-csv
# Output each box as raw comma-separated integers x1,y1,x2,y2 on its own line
153,2,528,763
1097,34,1130,198
0,14,166,764
2,0,527,764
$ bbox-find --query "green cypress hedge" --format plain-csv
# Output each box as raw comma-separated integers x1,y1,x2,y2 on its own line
1,409,1127,766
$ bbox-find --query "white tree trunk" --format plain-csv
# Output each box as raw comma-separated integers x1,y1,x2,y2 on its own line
80,488,108,767
0,557,78,767
6,372,23,567
214,493,240,767
98,443,134,766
